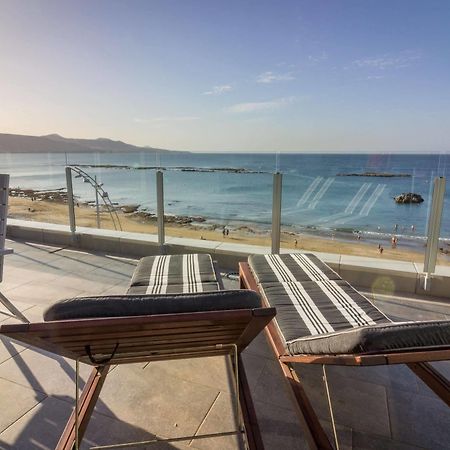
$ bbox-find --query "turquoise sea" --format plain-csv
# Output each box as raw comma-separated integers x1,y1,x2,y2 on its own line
1,152,449,246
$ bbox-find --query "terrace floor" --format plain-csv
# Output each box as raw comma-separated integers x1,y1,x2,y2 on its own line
0,238,449,450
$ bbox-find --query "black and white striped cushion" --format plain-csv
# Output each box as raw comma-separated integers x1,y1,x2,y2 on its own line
128,254,220,294
249,253,342,284
249,253,450,356
248,254,390,342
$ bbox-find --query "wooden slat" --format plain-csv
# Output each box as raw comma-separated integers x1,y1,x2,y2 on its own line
279,348,450,366
0,309,255,334
64,332,240,350
49,324,245,344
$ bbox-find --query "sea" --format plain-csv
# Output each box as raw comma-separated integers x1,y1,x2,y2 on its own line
1,152,449,248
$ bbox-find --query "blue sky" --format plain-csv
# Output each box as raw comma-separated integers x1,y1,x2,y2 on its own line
1,0,449,152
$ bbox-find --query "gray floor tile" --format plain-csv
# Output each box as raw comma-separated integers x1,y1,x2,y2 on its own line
144,355,234,394
82,411,194,450
94,363,222,440
387,388,450,449
352,430,425,450
0,378,46,434
0,347,92,397
253,399,310,450
193,391,244,450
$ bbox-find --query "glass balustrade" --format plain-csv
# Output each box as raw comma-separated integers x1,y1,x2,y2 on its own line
2,150,449,268
2,152,70,226
278,153,449,265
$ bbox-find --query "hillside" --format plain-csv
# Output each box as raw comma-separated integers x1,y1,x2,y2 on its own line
0,133,177,153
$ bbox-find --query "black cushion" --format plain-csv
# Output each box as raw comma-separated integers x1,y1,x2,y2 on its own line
287,320,450,355
43,290,262,321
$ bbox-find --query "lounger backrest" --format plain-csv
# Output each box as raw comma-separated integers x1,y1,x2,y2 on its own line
249,253,391,344
127,253,220,294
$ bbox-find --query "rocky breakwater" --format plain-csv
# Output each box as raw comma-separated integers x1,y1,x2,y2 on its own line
394,193,424,204
126,208,206,226
9,187,69,203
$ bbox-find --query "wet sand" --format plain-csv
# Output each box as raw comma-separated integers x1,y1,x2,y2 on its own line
8,196,450,265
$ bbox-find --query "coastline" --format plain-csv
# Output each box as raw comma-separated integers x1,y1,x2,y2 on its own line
8,194,450,265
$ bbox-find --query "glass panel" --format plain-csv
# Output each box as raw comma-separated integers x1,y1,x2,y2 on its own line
65,152,158,233
162,153,275,245
279,153,450,265
2,152,70,226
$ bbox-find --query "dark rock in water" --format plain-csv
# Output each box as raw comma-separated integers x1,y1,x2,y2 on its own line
394,193,424,204
121,204,140,213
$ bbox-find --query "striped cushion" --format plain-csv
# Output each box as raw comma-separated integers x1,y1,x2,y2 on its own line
249,253,450,356
259,280,389,341
128,254,220,294
249,253,341,284
248,254,390,343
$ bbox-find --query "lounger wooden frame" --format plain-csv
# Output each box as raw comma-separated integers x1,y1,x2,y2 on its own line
239,261,450,450
1,304,276,450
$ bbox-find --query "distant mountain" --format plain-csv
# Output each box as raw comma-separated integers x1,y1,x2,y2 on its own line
0,133,180,153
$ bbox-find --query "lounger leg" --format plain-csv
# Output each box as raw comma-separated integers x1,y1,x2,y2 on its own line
0,290,29,323
56,364,110,450
407,362,450,407
322,365,339,450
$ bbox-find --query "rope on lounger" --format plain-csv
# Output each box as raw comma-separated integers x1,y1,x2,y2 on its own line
85,342,120,365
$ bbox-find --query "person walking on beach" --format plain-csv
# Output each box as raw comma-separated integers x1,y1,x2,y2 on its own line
391,235,398,249
294,239,298,247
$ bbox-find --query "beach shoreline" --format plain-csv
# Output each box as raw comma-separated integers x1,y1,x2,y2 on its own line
7,192,450,266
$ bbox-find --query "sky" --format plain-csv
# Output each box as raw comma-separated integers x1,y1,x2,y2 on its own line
1,0,449,152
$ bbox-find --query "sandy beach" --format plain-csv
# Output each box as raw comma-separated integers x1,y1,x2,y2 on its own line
8,195,450,266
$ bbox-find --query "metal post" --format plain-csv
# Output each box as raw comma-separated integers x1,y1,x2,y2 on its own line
65,167,76,234
95,175,101,229
271,172,282,254
0,174,10,282
423,176,446,290
156,170,165,248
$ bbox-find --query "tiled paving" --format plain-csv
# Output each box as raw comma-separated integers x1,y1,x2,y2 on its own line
0,239,449,449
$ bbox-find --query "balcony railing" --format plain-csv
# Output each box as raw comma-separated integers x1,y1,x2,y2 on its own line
2,151,449,287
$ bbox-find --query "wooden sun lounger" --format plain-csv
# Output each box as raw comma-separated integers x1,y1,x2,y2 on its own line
0,254,275,450
239,254,450,450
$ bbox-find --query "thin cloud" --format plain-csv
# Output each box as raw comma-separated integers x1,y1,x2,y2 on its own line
354,51,421,70
256,71,295,83
203,85,232,95
226,97,294,113
367,75,385,80
308,52,328,64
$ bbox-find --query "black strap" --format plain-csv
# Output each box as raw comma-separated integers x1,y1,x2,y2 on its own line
85,342,119,365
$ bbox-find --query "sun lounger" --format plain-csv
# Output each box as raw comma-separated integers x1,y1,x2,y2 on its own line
1,253,275,450
239,253,450,450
